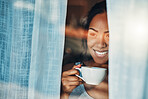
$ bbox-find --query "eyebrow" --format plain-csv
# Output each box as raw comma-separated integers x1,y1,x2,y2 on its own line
104,31,109,33
89,28,109,33
89,28,98,32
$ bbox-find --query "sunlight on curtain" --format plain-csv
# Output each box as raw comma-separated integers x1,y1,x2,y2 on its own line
0,0,67,99
107,0,148,99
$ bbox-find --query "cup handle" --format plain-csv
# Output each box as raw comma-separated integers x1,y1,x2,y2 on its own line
75,68,85,82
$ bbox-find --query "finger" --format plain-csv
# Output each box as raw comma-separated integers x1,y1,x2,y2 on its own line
62,80,81,86
62,76,79,82
62,75,83,85
68,81,81,86
78,78,83,82
69,85,77,90
62,69,79,76
63,85,77,93
67,81,84,86
72,65,81,69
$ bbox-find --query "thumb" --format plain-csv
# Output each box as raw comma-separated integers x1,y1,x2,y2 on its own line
72,64,81,69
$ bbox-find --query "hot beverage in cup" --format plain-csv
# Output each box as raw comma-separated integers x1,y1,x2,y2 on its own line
75,66,107,85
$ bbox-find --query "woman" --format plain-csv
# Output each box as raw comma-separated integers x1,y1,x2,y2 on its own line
61,1,109,99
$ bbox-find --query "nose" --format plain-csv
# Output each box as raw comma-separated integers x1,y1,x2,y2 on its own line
96,33,106,48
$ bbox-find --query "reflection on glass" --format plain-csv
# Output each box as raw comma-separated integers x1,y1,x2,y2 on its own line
61,1,109,99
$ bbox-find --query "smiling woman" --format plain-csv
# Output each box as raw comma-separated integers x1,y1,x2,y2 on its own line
87,12,109,64
61,1,109,99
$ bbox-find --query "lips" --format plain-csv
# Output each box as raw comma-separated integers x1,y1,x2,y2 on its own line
94,50,108,58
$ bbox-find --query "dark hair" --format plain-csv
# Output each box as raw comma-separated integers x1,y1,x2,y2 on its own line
84,1,107,30
81,1,107,61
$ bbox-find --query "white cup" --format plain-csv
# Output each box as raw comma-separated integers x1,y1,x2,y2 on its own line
75,66,107,85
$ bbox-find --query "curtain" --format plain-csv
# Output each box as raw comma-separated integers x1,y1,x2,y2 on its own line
0,0,67,99
107,0,148,99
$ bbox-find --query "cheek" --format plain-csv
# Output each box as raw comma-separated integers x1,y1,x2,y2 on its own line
87,37,96,48
104,34,109,45
105,39,109,45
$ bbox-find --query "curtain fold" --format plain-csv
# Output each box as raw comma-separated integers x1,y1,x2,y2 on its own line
28,0,67,98
107,0,148,99
0,0,67,99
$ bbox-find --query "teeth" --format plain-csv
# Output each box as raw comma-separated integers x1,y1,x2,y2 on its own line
95,51,107,55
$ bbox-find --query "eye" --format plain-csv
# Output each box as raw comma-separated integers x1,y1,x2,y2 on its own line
88,32,97,37
104,33,109,41
105,33,109,38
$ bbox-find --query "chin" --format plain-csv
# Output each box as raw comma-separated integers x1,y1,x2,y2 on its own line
93,58,108,64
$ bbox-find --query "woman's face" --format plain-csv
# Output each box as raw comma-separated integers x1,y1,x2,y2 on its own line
87,12,109,64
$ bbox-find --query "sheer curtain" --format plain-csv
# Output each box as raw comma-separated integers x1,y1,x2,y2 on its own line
0,0,67,99
107,0,148,99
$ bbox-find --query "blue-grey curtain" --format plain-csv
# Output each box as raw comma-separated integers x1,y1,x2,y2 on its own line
0,0,67,99
107,0,148,99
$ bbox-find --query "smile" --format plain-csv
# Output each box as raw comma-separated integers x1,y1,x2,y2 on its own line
94,50,108,58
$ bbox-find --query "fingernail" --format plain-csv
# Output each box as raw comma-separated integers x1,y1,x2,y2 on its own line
74,62,83,68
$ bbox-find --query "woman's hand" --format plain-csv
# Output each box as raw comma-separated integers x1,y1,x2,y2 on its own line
61,66,83,99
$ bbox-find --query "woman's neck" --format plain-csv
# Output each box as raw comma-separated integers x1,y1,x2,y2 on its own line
84,79,108,99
